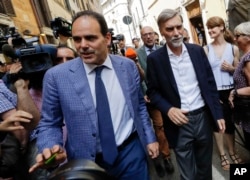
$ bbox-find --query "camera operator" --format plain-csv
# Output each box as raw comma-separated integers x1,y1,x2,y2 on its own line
0,79,40,179
4,44,77,179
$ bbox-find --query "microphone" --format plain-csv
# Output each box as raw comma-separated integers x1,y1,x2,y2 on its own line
2,44,18,60
120,48,125,56
125,47,137,60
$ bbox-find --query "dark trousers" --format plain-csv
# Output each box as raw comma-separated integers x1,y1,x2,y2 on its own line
174,109,213,180
95,137,149,180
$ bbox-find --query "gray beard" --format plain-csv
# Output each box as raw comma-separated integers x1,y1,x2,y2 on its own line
171,38,183,47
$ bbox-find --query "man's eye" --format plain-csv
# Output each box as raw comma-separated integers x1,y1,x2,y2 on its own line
86,36,96,41
166,27,174,32
72,37,81,42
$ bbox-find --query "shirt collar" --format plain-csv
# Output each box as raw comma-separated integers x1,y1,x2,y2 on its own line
166,43,187,57
84,55,113,74
145,45,156,52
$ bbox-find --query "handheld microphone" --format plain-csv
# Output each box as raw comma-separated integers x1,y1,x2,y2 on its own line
2,44,18,60
125,48,137,60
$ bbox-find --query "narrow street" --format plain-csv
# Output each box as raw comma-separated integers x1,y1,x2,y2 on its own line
149,125,250,180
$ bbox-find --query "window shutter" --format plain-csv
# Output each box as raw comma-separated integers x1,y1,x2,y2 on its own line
3,0,16,16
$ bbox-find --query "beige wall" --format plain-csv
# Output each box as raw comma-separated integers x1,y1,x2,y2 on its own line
12,0,40,36
47,1,72,21
205,0,227,20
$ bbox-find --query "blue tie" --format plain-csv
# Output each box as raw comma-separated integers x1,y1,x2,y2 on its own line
95,66,118,165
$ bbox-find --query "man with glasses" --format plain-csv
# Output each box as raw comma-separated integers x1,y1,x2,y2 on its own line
136,26,174,178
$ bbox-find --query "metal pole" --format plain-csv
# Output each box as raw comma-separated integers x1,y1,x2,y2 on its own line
126,16,132,42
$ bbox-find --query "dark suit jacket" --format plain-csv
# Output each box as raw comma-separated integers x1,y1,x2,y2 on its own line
146,43,223,147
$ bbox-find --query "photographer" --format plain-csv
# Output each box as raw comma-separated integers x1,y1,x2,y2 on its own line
0,43,59,178
0,79,38,179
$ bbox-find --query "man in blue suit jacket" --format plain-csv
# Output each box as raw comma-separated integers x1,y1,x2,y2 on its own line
146,9,225,180
29,10,159,179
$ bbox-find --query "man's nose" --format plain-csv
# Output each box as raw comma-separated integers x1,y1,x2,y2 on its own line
173,28,180,35
80,39,89,48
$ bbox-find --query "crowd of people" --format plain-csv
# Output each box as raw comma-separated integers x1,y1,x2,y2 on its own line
0,8,249,180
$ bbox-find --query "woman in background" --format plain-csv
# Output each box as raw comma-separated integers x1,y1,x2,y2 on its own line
204,16,241,171
229,21,250,152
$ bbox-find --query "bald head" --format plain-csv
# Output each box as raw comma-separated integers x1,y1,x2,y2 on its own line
140,26,155,48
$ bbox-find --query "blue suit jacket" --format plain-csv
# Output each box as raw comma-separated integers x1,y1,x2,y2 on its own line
37,55,156,161
146,43,223,147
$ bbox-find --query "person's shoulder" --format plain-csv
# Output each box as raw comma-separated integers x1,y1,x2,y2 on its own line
110,54,132,63
136,45,145,53
47,57,81,74
185,43,202,49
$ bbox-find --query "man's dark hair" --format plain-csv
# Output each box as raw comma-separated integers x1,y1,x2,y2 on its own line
116,34,125,41
132,37,139,42
72,10,108,37
57,44,78,58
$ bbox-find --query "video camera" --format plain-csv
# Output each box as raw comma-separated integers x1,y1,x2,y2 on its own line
0,27,26,52
108,28,119,55
51,17,72,39
15,44,57,74
4,44,57,89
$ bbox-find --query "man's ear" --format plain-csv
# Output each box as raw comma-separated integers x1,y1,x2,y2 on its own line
105,32,112,46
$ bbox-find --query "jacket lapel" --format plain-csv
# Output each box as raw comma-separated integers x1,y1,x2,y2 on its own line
68,58,96,116
159,47,179,93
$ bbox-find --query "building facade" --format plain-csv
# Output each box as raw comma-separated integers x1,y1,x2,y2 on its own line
101,0,235,46
0,0,102,63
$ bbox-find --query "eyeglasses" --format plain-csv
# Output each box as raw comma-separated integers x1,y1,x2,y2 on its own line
142,32,154,38
235,34,247,39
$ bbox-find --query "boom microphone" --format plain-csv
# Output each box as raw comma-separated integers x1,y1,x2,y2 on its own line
2,44,18,60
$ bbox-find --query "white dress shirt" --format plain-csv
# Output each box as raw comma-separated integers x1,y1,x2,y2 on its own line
167,44,205,111
83,56,134,152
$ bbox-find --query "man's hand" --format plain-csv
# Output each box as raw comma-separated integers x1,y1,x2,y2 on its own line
29,145,67,173
144,95,150,103
0,110,32,131
14,79,29,90
217,119,226,133
167,107,189,126
8,62,22,74
147,142,159,159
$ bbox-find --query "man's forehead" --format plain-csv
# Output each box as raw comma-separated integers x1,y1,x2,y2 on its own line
163,16,182,25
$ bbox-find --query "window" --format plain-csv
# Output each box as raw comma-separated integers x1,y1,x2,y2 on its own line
0,0,16,16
